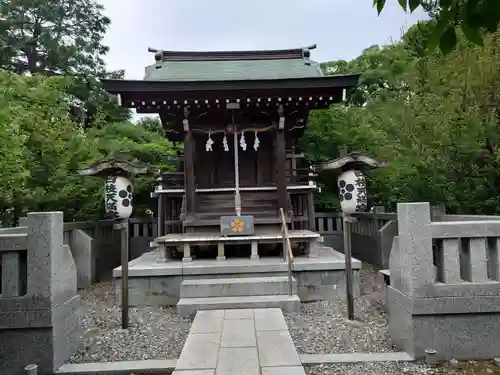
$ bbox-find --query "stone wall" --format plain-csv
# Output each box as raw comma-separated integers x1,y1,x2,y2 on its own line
388,202,500,360
0,212,81,375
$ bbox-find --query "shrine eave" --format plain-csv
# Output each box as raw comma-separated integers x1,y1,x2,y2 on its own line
101,74,360,113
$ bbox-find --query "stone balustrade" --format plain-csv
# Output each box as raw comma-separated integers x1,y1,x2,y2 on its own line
0,212,81,375
388,202,500,360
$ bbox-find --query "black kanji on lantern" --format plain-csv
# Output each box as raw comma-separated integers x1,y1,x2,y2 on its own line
105,176,119,218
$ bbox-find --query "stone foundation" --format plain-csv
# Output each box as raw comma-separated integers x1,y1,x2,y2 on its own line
113,249,361,307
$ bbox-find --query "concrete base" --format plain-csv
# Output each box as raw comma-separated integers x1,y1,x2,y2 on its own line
388,286,500,360
55,359,177,374
0,295,81,375
300,352,414,365
113,248,361,307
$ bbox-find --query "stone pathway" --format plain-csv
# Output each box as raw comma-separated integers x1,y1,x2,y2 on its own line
173,308,305,375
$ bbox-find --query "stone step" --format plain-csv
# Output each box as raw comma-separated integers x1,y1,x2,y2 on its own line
177,295,301,316
180,276,297,298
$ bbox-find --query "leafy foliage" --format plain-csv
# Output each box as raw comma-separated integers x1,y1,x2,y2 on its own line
304,22,500,214
0,0,109,75
374,0,500,54
0,0,129,126
0,69,175,223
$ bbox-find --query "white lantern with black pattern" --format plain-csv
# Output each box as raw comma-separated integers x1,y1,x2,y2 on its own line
104,176,133,219
337,169,367,214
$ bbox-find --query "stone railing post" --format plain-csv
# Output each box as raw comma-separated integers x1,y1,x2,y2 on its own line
396,202,434,297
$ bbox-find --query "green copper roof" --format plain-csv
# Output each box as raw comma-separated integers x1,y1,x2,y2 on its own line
144,45,323,81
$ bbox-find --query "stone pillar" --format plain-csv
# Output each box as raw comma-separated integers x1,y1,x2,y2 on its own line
396,202,434,297
1,212,81,375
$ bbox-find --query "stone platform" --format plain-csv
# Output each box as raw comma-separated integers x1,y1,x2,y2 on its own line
173,308,305,375
113,247,361,307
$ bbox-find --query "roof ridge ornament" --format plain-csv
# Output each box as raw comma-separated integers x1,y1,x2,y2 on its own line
302,45,316,66
148,47,164,68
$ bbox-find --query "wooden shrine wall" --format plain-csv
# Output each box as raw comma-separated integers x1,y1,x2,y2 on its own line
193,131,275,188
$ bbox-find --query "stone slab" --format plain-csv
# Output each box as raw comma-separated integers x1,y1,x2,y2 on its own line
113,253,361,278
175,333,220,371
388,285,500,315
190,310,224,334
224,309,253,319
220,318,256,348
180,276,296,298
257,330,301,367
299,352,414,365
173,371,215,375
0,233,27,251
261,366,306,375
254,308,288,331
177,295,300,316
216,347,259,375
55,359,177,374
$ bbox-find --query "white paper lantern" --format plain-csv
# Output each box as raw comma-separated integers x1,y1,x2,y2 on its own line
338,169,367,214
104,176,133,219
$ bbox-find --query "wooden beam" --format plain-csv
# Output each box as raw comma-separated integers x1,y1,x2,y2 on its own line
276,127,287,214
183,115,196,218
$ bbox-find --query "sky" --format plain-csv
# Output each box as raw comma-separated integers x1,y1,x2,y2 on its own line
99,0,428,80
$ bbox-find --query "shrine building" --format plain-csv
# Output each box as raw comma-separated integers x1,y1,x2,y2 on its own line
103,45,360,313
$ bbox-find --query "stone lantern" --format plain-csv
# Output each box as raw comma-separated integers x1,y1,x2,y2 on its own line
320,150,386,320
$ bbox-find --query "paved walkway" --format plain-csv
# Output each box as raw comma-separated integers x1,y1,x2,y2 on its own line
173,308,305,375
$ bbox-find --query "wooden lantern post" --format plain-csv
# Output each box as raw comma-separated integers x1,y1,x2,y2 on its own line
319,150,386,320
79,154,152,329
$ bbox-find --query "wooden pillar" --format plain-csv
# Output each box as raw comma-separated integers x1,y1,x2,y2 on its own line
157,193,165,237
307,191,315,231
183,108,195,217
276,106,287,213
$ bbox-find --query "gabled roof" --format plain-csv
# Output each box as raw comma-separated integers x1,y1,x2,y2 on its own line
144,45,323,81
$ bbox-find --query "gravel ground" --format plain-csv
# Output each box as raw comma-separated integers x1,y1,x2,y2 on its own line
285,263,394,354
69,278,192,363
286,263,433,374
304,362,435,375
305,361,500,375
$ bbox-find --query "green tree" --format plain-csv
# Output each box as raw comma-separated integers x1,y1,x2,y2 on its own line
0,0,129,125
374,0,500,54
305,23,500,214
0,0,109,75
